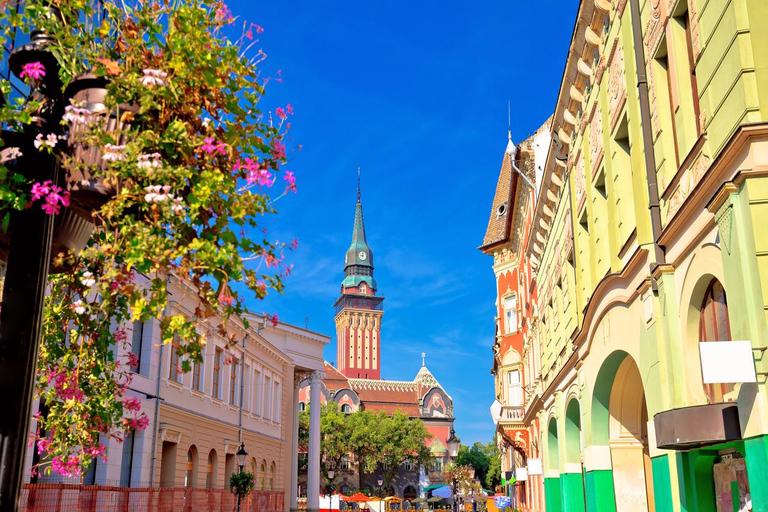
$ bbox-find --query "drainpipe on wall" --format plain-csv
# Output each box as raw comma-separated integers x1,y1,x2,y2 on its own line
629,0,666,270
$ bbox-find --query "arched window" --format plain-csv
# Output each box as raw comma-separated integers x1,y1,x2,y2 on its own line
269,462,276,491
699,279,734,403
341,404,351,414
250,458,256,475
298,402,306,411
205,449,217,488
185,446,198,488
259,460,266,490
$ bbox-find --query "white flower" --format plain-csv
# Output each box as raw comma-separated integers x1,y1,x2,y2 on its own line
72,300,86,315
34,133,57,150
102,144,126,162
80,271,96,288
171,197,184,214
63,105,90,124
141,69,168,87
144,185,175,203
138,153,162,172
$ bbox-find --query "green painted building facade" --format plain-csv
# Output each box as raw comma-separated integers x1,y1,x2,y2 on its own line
514,0,768,511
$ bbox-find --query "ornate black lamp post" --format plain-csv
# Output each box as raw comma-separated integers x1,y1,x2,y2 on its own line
446,427,460,512
236,443,248,512
0,9,71,512
326,468,335,512
377,475,383,499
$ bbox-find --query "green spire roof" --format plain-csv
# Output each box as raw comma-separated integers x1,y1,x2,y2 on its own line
342,170,377,290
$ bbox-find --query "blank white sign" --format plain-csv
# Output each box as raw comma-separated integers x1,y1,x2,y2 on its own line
516,468,528,481
527,459,542,476
490,400,502,424
700,340,757,384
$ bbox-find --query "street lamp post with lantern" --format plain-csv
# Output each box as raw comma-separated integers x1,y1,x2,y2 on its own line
235,443,248,512
377,476,383,499
446,428,460,512
326,468,335,512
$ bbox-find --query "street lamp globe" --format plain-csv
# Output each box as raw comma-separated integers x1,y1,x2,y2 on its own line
447,427,460,459
236,443,248,470
377,476,383,486
328,469,335,480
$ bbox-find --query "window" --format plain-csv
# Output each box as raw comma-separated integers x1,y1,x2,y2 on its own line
269,462,275,491
298,402,306,411
213,348,222,399
259,460,266,490
699,280,733,403
193,357,203,392
254,370,262,416
504,294,518,334
508,370,522,407
404,460,414,472
341,404,351,414
185,446,198,488
264,376,272,421
273,380,281,422
130,321,145,374
229,358,239,405
340,456,350,471
206,450,216,489
119,430,135,487
169,336,182,383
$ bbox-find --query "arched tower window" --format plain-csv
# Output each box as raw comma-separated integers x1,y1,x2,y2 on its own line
699,279,734,403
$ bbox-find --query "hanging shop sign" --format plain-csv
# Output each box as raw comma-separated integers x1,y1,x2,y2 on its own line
527,458,543,476
502,427,530,453
699,341,757,384
516,468,528,481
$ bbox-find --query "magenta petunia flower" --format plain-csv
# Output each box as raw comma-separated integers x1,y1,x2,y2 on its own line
19,62,45,81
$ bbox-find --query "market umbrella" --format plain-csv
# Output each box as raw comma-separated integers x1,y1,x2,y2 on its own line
426,497,443,502
432,486,452,499
349,493,371,502
411,498,426,503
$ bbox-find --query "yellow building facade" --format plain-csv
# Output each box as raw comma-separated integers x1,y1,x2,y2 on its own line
509,0,768,511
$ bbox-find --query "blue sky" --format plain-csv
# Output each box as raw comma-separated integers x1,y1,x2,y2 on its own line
231,0,579,446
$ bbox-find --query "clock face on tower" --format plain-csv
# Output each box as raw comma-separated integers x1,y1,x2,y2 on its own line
358,251,367,261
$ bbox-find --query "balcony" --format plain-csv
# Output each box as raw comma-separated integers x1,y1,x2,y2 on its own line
500,405,525,422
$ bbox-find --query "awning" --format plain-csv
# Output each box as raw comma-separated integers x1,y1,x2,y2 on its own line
654,403,741,450
423,484,446,492
432,486,452,499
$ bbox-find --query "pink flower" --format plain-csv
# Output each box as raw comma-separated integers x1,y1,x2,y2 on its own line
215,2,234,22
200,137,226,156
123,397,142,412
286,104,294,115
141,69,167,87
271,140,286,161
63,105,90,124
31,180,70,215
102,144,126,162
269,313,279,327
291,238,299,250
30,181,51,201
283,171,297,193
19,62,45,81
238,158,275,187
138,153,162,172
275,107,287,120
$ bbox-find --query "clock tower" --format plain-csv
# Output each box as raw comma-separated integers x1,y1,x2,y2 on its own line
334,172,384,379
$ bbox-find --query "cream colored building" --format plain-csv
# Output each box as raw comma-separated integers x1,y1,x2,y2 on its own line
25,275,329,511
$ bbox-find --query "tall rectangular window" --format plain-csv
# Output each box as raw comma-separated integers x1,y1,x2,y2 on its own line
193,357,203,392
504,294,518,334
508,370,522,407
229,358,239,405
264,375,272,420
213,348,222,399
273,380,281,423
130,321,144,374
254,370,262,416
169,336,182,383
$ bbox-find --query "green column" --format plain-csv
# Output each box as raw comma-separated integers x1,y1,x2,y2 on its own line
676,449,717,512
745,435,768,512
584,470,616,512
651,455,674,512
560,472,586,512
545,477,563,512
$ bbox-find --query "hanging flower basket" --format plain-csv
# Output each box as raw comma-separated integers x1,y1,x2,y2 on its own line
63,72,137,215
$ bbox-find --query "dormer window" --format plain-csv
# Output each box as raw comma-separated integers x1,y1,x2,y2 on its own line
496,203,508,218
360,283,366,294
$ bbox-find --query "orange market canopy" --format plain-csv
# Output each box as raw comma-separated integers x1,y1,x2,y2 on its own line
349,493,371,502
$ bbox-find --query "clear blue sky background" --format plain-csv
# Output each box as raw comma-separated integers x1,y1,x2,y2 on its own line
231,0,579,446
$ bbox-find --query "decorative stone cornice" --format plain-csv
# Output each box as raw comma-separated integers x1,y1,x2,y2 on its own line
348,378,417,393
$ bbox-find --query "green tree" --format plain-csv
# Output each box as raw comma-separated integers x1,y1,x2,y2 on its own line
454,442,492,485
484,440,502,489
375,411,433,488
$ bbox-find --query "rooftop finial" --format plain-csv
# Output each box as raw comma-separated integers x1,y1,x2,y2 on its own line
508,101,512,142
357,166,361,203
421,352,426,367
